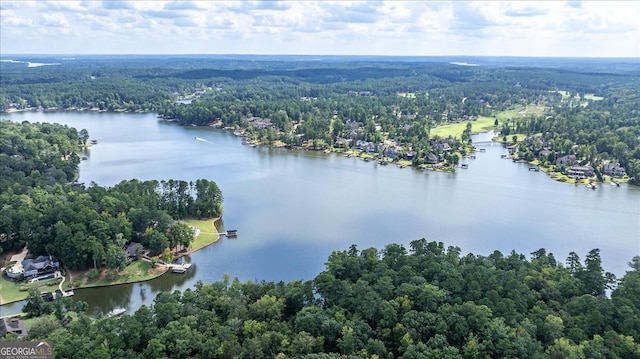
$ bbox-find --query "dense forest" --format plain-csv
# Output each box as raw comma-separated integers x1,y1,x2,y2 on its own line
1,56,639,181
1,57,639,357
10,240,640,358
0,120,223,269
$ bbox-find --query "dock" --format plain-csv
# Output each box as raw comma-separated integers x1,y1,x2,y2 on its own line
170,263,192,274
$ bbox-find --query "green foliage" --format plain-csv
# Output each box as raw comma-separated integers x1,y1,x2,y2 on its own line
0,121,223,269
22,242,640,358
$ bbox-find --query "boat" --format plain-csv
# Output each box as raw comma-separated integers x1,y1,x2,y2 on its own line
226,229,238,237
172,266,187,274
460,164,469,169
90,140,98,145
611,181,620,187
107,308,126,317
379,160,388,165
586,183,596,190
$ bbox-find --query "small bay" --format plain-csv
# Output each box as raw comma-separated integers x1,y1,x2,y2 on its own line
2,111,638,316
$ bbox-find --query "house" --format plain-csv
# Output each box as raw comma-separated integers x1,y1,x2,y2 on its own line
0,317,28,338
555,155,577,166
565,165,595,178
355,140,376,153
426,153,440,164
247,117,272,129
382,146,400,159
22,255,60,278
538,149,552,158
404,150,417,160
433,141,452,152
126,242,143,260
603,162,626,177
334,137,352,148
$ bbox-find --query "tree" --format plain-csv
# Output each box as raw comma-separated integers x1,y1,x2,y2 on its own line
75,300,89,313
142,227,169,255
579,249,606,296
194,179,224,218
166,222,195,252
23,288,51,317
105,243,127,271
79,128,90,144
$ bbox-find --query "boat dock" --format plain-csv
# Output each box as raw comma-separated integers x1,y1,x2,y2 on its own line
216,230,238,237
170,263,192,274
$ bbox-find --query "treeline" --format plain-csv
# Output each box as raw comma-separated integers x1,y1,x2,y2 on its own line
503,85,640,183
16,240,640,358
2,57,639,180
0,120,82,190
0,121,223,269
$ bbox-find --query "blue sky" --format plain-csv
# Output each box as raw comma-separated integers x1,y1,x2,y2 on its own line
1,1,638,57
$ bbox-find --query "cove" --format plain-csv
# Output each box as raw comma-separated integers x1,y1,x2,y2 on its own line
1,111,639,316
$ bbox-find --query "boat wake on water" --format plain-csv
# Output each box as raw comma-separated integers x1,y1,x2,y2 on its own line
195,136,214,144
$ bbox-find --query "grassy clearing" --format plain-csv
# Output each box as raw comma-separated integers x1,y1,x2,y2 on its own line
0,276,64,305
494,105,546,122
431,116,496,139
72,261,168,289
183,218,221,251
44,218,221,291
553,90,604,102
583,93,604,101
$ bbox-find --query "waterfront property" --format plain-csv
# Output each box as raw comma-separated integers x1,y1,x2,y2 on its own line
565,165,595,179
0,317,28,338
125,242,143,261
0,111,638,318
603,162,626,177
5,255,60,280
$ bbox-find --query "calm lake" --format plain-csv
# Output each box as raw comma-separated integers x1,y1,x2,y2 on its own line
2,111,639,316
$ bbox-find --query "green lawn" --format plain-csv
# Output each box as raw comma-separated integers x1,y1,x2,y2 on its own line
431,116,497,139
583,93,604,101
183,218,221,251
72,261,168,289
3,218,221,300
0,276,64,305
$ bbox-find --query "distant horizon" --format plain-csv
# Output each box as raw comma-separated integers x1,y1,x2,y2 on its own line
2,54,639,60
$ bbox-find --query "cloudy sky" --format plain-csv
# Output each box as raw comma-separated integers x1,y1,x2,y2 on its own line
1,1,638,57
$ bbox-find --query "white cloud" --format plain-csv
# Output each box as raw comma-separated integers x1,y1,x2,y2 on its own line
0,0,638,57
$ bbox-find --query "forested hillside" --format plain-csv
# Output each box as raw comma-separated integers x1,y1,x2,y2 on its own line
2,56,639,182
18,240,640,358
0,120,223,269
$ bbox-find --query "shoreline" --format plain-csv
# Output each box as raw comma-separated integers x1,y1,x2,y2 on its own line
67,217,221,290
4,108,636,185
0,218,221,306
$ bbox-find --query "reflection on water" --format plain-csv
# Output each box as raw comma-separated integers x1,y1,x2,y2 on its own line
1,112,638,317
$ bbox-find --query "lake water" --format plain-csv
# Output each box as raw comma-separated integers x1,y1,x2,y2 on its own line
2,111,639,316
